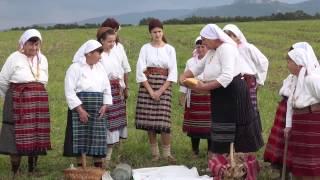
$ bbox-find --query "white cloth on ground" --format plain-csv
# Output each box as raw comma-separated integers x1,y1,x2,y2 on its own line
132,165,212,180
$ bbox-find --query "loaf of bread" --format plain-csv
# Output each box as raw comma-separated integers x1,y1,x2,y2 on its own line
183,78,199,88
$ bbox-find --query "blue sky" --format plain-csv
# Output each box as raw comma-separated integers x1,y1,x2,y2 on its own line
0,0,307,30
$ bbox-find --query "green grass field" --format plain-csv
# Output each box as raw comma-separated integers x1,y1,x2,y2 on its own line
0,20,319,179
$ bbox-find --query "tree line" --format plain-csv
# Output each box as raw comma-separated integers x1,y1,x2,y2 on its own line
8,10,320,31
9,23,132,31
139,10,320,25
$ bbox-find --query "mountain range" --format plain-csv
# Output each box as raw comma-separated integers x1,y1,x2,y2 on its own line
77,0,319,25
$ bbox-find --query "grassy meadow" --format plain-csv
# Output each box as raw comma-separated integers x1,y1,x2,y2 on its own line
0,20,320,179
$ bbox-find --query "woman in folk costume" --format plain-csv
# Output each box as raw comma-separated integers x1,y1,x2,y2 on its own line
0,29,51,175
179,36,211,158
63,40,112,168
96,27,129,165
135,19,178,163
223,24,269,131
263,74,294,178
283,42,320,179
100,18,131,100
180,24,263,155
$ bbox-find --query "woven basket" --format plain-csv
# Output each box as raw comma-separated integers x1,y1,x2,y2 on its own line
64,154,105,180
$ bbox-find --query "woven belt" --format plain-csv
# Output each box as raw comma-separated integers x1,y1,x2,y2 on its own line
294,103,320,114
144,67,168,76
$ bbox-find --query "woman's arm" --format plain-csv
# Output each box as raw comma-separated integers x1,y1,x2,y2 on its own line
193,80,222,91
0,55,14,97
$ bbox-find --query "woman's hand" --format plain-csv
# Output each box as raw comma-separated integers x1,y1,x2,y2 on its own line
153,90,162,101
179,70,194,86
179,94,186,106
76,106,90,123
147,89,155,100
192,80,206,91
179,74,186,86
284,127,291,138
123,88,129,100
98,105,108,119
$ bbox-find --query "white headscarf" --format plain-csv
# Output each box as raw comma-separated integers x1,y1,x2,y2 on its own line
292,42,319,69
192,36,202,57
286,42,319,127
200,24,237,46
288,42,320,105
73,40,102,64
222,24,248,47
18,29,42,50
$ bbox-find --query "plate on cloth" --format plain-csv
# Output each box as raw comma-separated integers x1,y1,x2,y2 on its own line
132,165,212,180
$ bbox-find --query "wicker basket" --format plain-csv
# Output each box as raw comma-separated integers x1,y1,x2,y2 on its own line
64,154,105,180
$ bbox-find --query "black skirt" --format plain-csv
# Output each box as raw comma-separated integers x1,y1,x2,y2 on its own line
210,75,264,154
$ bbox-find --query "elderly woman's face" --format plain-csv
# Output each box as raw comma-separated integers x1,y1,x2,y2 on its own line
150,27,163,42
201,37,220,49
86,49,102,65
195,44,208,59
23,40,41,57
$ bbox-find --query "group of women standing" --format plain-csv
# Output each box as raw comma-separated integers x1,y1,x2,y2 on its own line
0,17,320,180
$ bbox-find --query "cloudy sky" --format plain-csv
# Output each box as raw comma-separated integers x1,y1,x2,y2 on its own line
0,0,307,30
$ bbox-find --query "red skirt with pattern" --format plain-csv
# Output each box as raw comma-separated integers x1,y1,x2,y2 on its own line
264,98,288,166
183,90,211,136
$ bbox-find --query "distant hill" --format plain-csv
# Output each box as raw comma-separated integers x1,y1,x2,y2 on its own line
188,0,319,17
45,0,320,26
77,9,193,25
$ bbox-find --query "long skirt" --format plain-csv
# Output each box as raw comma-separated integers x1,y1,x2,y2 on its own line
287,110,320,176
106,80,127,131
210,75,264,154
106,80,127,145
183,90,211,138
263,97,288,167
135,72,172,133
0,82,51,156
63,92,108,158
243,74,262,131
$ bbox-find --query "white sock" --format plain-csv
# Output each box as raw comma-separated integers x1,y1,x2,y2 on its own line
106,147,113,161
162,144,171,157
150,143,160,156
